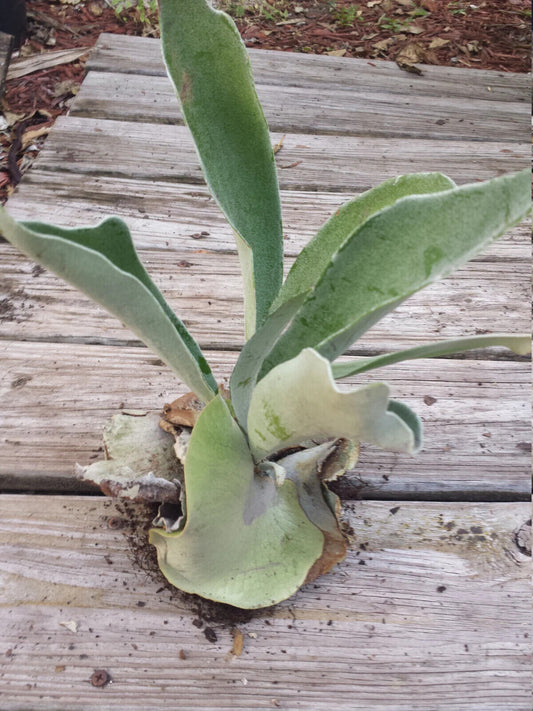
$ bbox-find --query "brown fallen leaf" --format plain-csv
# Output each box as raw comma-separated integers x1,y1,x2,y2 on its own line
162,392,204,428
0,110,26,130
21,125,52,151
396,42,425,74
373,38,395,52
397,62,423,75
53,79,80,98
88,1,103,15
429,37,450,49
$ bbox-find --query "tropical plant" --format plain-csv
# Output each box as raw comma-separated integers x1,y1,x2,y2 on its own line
0,0,530,609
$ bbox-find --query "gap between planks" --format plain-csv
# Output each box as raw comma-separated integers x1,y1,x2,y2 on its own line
6,170,531,261
1,243,530,353
0,494,530,710
70,69,530,143
0,341,530,498
13,117,531,195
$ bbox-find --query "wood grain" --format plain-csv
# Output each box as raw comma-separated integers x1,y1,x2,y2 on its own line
88,33,529,104
1,52,530,496
1,241,530,351
0,341,529,497
0,494,530,710
6,170,531,260
20,116,529,194
1,30,531,708
71,70,529,143
5,47,92,81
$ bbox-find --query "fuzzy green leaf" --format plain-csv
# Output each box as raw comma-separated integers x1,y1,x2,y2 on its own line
230,294,306,429
387,401,422,453
160,0,283,334
149,395,324,609
0,210,217,402
248,348,416,461
273,172,456,310
332,334,532,379
263,169,531,373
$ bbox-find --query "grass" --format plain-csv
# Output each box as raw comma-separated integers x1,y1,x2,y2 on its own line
330,3,362,28
105,0,158,24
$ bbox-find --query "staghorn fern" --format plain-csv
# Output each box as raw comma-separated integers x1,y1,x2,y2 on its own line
0,0,530,608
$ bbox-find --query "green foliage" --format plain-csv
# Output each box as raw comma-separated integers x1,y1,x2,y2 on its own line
330,3,361,27
1,0,530,608
260,1,289,22
230,294,306,429
247,349,419,461
447,2,468,16
106,0,158,25
331,335,532,379
160,0,283,336
0,211,217,402
262,169,530,374
272,173,456,312
149,394,325,608
378,14,411,32
410,7,429,18
229,3,246,18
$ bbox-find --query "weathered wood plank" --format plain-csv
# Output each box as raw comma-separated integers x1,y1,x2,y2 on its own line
88,33,529,105
1,243,530,352
0,495,530,710
6,172,531,261
0,341,529,497
71,70,529,143
5,47,92,81
21,117,530,195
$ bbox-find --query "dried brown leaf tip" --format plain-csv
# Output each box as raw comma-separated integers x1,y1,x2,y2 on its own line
161,385,229,431
162,392,204,428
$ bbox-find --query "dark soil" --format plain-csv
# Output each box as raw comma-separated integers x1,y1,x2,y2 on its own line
115,499,270,628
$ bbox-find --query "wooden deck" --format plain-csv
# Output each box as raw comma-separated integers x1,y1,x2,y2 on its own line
1,33,531,709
